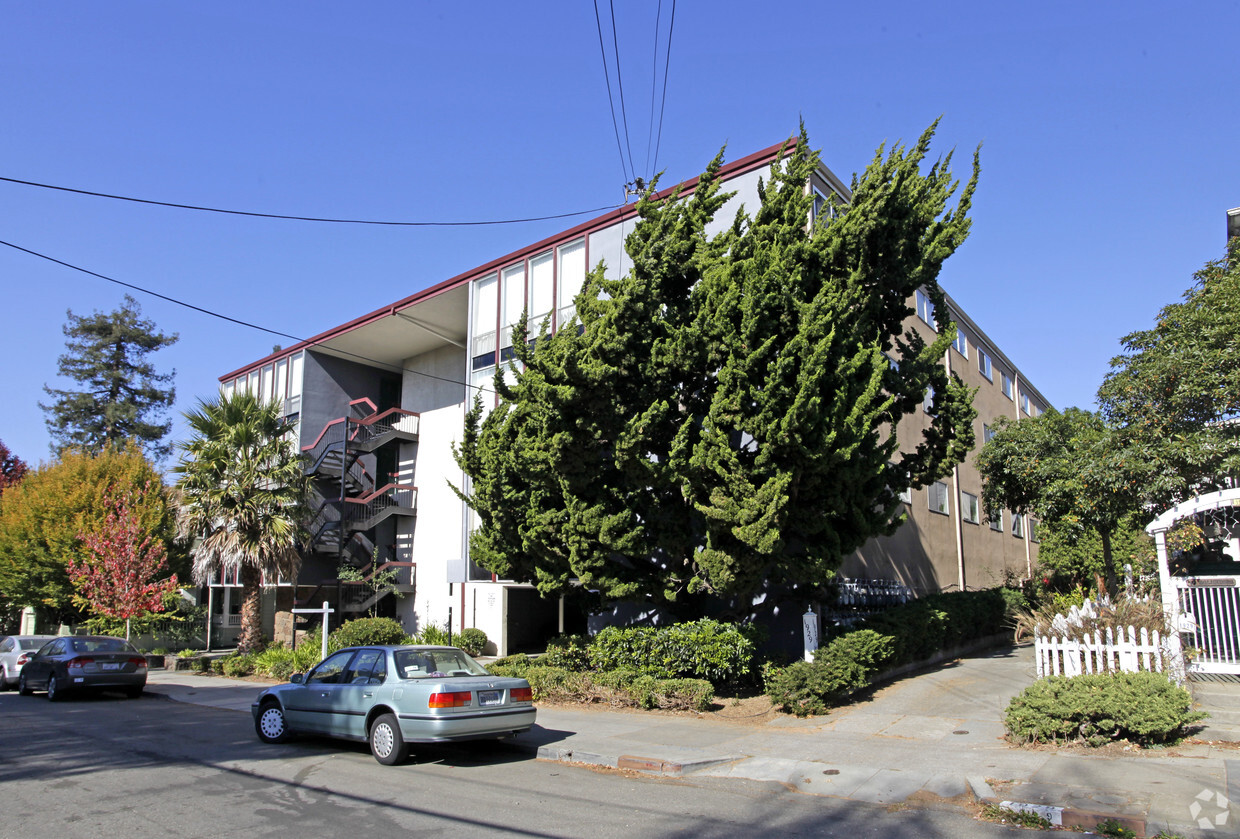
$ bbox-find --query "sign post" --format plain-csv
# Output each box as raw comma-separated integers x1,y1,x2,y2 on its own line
803,610,819,662
292,601,336,663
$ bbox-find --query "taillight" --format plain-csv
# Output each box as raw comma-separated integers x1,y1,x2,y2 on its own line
67,657,94,671
129,656,148,671
510,687,533,702
428,691,472,708
16,653,29,666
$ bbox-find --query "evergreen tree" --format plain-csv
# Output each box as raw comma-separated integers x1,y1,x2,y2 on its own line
456,123,979,612
41,294,178,462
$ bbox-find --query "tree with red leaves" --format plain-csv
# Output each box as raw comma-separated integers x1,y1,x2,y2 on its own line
69,483,179,639
0,439,28,493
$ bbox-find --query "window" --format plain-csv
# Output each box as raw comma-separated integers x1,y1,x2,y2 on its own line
1002,372,1013,400
307,650,356,685
528,251,554,329
988,508,1003,532
500,263,526,349
274,359,289,404
961,491,980,524
923,385,935,414
952,326,968,359
1012,513,1025,538
811,187,841,224
977,347,992,381
557,239,586,325
928,481,949,515
1020,393,1031,415
915,289,937,331
983,423,996,444
1029,520,1040,543
471,274,498,371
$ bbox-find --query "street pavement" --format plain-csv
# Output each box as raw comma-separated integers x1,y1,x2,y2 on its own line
145,646,1240,837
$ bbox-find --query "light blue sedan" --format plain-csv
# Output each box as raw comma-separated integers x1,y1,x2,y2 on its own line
251,645,536,765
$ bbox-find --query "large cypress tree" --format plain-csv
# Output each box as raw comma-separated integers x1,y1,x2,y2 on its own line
41,294,178,462
456,123,978,613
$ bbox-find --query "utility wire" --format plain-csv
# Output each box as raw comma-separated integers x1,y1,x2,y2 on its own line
0,175,619,227
593,0,631,187
0,238,489,393
608,0,637,182
652,0,676,178
643,0,663,178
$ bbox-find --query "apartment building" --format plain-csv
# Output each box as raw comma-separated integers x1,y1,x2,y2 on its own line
210,141,1047,654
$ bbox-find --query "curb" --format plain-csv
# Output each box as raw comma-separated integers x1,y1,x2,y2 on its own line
532,745,741,776
977,791,1148,837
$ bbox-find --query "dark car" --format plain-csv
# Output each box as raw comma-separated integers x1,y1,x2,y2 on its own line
18,635,148,700
252,645,536,765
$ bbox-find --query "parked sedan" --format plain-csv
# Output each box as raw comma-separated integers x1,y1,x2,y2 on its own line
0,635,57,690
252,645,536,765
18,635,148,700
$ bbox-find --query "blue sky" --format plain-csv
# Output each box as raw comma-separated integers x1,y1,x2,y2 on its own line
2,1,1236,466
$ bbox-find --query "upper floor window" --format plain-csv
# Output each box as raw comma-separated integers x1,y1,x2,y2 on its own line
1001,372,1013,400
557,239,587,325
915,289,937,331
472,274,498,371
988,508,1003,532
1021,393,1032,415
977,347,993,381
961,491,980,524
928,481,950,515
952,326,968,359
983,423,997,444
1012,513,1025,538
923,385,935,415
528,251,554,330
500,263,526,349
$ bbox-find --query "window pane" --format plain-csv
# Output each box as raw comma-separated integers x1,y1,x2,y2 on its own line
275,359,288,403
529,251,554,326
289,354,303,398
557,239,586,322
502,264,525,328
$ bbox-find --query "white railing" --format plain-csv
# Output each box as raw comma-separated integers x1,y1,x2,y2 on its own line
1173,576,1240,674
1035,626,1166,678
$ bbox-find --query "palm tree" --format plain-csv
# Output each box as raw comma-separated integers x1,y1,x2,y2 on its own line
173,390,309,654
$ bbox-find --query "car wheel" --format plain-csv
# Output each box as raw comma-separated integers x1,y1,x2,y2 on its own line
47,674,64,702
255,702,291,744
18,672,32,696
369,713,408,766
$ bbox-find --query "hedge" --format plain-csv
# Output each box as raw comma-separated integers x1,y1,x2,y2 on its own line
588,619,756,686
506,664,714,711
1005,671,1205,747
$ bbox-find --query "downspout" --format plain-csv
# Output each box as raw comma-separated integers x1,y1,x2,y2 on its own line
945,349,966,591
1012,373,1033,577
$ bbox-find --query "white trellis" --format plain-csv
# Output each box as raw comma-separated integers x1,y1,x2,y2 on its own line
1035,626,1166,678
1147,487,1240,678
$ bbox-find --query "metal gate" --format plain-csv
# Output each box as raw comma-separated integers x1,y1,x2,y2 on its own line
1174,576,1240,674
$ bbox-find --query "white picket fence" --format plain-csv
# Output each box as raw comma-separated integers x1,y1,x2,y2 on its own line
1035,626,1166,678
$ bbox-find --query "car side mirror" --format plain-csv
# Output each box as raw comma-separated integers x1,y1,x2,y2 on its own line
290,673,304,684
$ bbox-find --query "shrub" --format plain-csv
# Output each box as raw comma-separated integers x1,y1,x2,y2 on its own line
764,632,893,717
1005,671,1206,747
857,589,1008,666
518,665,713,711
543,634,591,670
221,653,255,678
456,627,488,656
589,619,756,686
487,653,531,677
330,617,406,648
177,648,197,658
418,623,451,646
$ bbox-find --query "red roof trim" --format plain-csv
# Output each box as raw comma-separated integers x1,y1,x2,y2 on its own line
219,138,797,382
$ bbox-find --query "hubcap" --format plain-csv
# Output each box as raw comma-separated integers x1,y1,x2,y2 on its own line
372,723,394,758
259,707,284,738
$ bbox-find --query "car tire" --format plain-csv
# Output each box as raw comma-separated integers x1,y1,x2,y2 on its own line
18,672,32,696
255,701,291,744
369,713,408,766
47,674,64,702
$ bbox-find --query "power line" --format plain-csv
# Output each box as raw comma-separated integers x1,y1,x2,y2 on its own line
643,0,663,178
608,0,637,182
593,0,631,188
0,175,619,227
652,0,676,178
0,238,488,394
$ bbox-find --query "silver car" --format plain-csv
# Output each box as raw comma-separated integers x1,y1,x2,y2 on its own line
0,635,57,690
252,645,536,765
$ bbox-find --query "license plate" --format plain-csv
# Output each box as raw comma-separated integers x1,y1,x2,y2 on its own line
102,663,120,671
478,690,502,707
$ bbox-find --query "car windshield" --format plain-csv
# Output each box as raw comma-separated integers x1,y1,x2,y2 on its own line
69,638,135,654
393,649,488,679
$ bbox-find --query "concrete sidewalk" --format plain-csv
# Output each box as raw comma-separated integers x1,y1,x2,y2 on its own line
145,647,1240,837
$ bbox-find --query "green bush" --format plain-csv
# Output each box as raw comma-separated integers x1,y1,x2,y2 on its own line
1005,671,1206,747
764,632,894,717
487,653,531,676
542,634,591,670
330,617,407,648
856,588,1009,666
456,627,488,656
418,623,451,646
518,665,713,711
588,619,756,686
220,653,255,678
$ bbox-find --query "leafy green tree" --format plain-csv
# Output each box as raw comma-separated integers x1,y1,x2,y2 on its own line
41,294,178,462
174,390,309,654
0,446,179,626
1097,240,1240,506
1034,513,1154,592
0,439,29,494
976,408,1147,594
456,123,979,612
